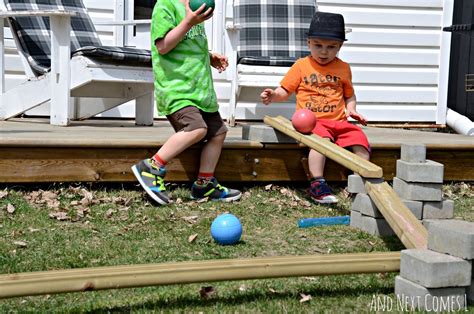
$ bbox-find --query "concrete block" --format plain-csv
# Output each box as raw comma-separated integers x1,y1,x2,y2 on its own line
401,144,426,163
350,210,362,224
393,177,442,201
395,276,467,312
350,211,395,237
347,174,384,194
427,219,474,259
423,200,454,219
402,199,423,220
351,193,382,218
396,160,444,183
242,124,296,143
400,249,472,288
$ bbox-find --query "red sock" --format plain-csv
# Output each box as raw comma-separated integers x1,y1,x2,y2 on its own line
197,172,213,185
152,154,167,168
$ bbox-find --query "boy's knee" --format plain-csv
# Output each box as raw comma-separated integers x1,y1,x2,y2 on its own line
191,128,207,141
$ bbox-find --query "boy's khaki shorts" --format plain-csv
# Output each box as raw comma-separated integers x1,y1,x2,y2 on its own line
166,106,228,140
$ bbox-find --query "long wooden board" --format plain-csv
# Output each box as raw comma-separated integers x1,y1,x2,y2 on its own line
264,116,383,178
366,181,428,249
0,252,400,299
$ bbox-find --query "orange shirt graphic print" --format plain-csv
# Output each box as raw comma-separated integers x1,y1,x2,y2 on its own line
280,56,354,121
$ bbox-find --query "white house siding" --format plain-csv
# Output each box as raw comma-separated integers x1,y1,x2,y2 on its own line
227,0,453,123
1,0,453,123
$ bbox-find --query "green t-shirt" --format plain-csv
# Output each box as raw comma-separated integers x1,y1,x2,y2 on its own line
151,0,218,115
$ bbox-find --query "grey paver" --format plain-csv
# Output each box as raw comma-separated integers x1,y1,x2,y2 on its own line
393,177,442,201
350,211,395,237
396,159,444,183
400,249,472,288
400,144,426,163
427,219,474,259
347,174,384,194
395,276,467,312
351,193,382,217
423,200,454,219
402,199,423,220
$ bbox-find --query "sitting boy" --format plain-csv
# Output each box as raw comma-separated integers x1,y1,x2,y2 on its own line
260,12,370,204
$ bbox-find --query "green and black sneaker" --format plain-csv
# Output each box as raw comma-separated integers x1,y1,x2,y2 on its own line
131,159,171,205
191,177,241,202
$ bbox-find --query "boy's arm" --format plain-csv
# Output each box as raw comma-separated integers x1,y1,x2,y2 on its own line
260,87,291,105
155,0,213,54
345,94,367,125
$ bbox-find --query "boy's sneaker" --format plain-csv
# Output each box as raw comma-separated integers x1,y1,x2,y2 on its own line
191,177,242,202
308,178,338,204
131,159,171,205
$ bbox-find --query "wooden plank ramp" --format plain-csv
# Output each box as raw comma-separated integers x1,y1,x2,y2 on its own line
0,252,400,299
264,116,427,249
264,116,383,178
366,181,428,249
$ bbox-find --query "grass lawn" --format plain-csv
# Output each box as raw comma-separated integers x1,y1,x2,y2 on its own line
0,182,472,312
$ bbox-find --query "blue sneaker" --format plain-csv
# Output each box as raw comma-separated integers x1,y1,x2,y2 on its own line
191,177,241,202
131,159,171,205
307,178,338,204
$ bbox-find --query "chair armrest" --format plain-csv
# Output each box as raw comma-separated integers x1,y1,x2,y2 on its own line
0,10,77,18
225,22,241,30
95,19,151,26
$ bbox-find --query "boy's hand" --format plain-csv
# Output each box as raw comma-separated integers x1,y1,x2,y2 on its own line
210,53,228,72
346,109,368,126
185,0,213,26
260,88,274,105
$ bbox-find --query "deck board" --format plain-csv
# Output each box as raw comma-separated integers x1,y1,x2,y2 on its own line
0,118,472,183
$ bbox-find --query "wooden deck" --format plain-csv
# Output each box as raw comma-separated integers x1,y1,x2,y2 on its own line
0,118,473,183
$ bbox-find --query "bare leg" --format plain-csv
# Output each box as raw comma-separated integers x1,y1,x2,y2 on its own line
308,148,326,178
199,132,226,173
352,145,370,161
157,128,207,162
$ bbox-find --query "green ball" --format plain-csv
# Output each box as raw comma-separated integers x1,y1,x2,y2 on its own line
189,0,215,12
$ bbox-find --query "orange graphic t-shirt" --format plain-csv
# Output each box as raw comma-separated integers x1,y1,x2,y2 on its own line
280,56,354,121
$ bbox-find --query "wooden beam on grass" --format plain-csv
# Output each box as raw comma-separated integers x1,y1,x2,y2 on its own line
366,181,428,249
0,252,400,299
263,116,383,178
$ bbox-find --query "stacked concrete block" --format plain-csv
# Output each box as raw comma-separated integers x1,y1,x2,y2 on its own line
395,219,474,311
427,219,474,306
349,175,395,236
348,174,422,236
393,144,453,220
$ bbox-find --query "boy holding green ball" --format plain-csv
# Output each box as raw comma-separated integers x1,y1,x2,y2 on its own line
132,0,241,205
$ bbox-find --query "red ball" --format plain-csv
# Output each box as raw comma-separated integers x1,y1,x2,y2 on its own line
291,109,317,134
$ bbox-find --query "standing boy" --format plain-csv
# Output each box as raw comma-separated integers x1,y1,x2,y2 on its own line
260,12,370,204
132,0,241,205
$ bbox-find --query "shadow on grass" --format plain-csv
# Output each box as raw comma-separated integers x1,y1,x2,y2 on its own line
380,236,405,252
92,283,395,312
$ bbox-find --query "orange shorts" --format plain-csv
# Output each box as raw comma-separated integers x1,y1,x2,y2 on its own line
312,119,370,152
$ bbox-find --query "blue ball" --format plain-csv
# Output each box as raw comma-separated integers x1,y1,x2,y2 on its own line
210,213,242,245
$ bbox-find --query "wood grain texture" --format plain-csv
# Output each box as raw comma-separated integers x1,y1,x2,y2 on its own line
264,116,383,178
0,252,400,299
366,181,428,249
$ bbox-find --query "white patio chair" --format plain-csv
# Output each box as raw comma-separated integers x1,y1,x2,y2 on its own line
225,0,318,126
0,0,154,126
